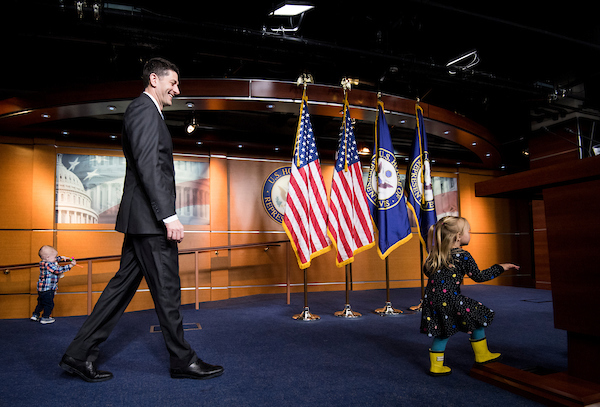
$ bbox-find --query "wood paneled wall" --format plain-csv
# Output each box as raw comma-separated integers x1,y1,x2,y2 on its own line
0,141,533,319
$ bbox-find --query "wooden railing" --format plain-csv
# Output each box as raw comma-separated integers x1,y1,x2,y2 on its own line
1,240,290,315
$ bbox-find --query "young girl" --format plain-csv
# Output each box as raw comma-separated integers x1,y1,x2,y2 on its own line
420,216,520,376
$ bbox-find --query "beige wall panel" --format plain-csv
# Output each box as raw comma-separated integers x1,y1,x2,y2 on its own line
0,294,30,319
0,144,33,230
177,232,212,251
229,285,287,299
0,230,33,268
210,155,230,301
228,264,285,289
227,159,334,232
124,291,155,313
0,264,32,295
228,159,290,231
227,234,288,291
55,231,124,259
30,230,54,263
177,233,213,290
179,254,199,289
463,233,529,286
32,145,56,229
191,288,212,304
459,172,514,234
55,259,121,293
228,233,288,268
52,293,89,317
210,156,229,231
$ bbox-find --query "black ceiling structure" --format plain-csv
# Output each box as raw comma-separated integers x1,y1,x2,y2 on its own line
2,1,600,172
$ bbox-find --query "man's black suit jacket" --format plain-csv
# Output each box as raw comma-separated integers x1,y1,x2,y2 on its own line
116,93,177,235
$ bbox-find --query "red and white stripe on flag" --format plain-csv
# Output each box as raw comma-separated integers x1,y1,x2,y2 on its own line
282,99,331,269
327,105,375,267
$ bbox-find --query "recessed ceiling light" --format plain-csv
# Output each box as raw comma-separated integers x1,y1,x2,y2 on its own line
472,142,477,146
274,146,279,151
109,135,117,139
444,130,449,135
61,130,69,136
196,141,203,145
187,102,195,108
41,113,50,119
107,105,116,111
238,144,243,148
485,153,491,157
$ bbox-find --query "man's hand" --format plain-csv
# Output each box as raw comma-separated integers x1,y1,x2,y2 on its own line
165,219,185,242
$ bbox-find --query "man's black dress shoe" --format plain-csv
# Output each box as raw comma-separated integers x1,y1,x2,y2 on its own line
59,354,113,382
170,359,224,380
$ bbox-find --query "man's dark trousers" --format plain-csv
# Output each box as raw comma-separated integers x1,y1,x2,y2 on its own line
64,233,197,369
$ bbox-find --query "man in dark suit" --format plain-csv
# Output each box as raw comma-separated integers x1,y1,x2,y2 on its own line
59,58,223,382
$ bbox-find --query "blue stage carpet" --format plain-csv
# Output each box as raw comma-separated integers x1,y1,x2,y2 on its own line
0,285,564,406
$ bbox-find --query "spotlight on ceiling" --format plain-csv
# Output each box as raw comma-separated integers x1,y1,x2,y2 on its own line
446,50,479,75
358,146,371,156
185,116,198,134
265,2,314,34
270,2,314,16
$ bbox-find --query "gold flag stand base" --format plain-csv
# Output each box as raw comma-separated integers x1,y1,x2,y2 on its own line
374,301,403,316
334,303,362,318
292,306,320,321
334,265,362,318
409,299,423,312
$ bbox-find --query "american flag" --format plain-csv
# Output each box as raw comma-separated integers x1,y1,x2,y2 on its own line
327,105,375,266
282,99,331,269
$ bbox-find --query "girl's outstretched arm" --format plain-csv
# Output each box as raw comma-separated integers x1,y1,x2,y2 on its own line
499,263,520,271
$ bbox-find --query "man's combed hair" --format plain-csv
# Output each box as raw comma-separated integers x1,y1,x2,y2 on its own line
423,216,470,277
142,57,180,88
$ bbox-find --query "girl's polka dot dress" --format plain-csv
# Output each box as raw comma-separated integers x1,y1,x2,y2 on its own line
420,248,504,338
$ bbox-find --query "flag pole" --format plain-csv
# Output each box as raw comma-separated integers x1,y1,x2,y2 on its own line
408,99,430,312
333,78,363,319
335,263,362,318
372,96,403,317
293,267,320,321
409,242,425,311
291,73,320,322
374,257,403,316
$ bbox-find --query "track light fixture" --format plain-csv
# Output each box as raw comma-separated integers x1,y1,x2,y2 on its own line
446,50,479,75
185,116,198,134
264,2,314,34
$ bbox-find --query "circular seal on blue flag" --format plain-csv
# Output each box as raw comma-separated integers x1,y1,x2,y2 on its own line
409,154,435,211
366,148,403,210
409,154,423,203
262,166,291,224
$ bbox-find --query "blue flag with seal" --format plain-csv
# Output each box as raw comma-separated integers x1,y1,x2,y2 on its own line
406,104,437,248
366,101,412,259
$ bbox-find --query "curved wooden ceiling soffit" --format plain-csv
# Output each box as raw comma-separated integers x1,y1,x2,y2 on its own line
0,79,501,167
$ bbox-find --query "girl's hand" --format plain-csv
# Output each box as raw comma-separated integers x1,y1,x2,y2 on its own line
500,263,520,271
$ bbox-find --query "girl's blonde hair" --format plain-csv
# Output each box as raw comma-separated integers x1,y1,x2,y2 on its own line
423,216,470,277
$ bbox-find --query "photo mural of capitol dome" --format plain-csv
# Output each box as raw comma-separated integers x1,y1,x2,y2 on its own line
55,154,209,225
55,154,99,224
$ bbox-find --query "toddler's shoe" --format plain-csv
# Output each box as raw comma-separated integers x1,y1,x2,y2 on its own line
40,317,55,324
30,314,40,322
